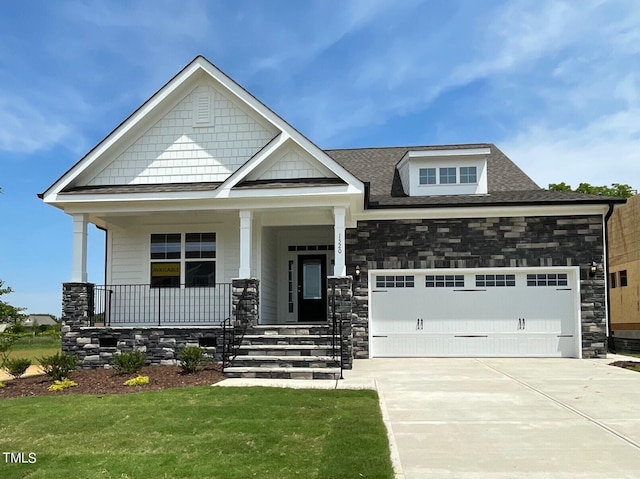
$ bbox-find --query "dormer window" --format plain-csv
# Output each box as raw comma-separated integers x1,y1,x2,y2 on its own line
397,147,490,197
460,166,477,184
419,168,436,185
439,167,457,184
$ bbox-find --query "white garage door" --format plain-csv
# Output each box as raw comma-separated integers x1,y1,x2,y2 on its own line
370,268,580,358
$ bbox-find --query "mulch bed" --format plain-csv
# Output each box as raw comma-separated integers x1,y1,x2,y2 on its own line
0,364,227,399
610,360,640,372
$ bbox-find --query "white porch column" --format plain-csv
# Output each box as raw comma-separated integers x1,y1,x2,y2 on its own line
333,206,346,276
239,210,253,278
71,213,89,282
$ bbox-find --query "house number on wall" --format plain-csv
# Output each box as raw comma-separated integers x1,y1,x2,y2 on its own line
337,234,342,254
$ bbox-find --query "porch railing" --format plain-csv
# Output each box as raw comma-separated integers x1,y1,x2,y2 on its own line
91,284,232,326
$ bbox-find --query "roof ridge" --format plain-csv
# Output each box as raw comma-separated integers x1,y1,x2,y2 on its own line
324,143,493,152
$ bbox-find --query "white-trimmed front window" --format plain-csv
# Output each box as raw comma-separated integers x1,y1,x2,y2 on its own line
150,233,216,288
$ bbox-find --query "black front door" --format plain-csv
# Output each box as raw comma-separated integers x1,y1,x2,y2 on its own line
297,254,327,322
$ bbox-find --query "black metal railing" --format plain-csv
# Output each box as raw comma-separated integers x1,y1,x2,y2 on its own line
90,284,232,326
330,282,344,379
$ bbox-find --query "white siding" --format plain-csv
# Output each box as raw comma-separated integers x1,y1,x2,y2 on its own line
260,226,278,323
110,228,146,284
247,145,336,181
87,83,278,186
108,215,240,285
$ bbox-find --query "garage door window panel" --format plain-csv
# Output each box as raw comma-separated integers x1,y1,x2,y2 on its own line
376,275,415,288
476,274,515,287
527,273,567,287
425,275,464,288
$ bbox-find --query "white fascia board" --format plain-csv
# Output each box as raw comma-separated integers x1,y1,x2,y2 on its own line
215,133,288,192
62,193,357,216
42,63,205,199
397,147,491,170
225,184,361,199
356,203,610,221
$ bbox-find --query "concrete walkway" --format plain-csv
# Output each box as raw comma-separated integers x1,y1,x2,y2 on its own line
0,364,44,382
342,355,640,479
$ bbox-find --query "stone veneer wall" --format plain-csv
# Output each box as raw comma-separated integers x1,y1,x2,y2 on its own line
346,215,607,359
328,276,353,370
62,279,259,368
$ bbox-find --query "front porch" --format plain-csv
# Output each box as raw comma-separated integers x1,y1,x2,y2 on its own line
71,205,352,327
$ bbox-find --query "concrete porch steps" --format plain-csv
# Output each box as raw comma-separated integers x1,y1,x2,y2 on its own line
223,324,342,379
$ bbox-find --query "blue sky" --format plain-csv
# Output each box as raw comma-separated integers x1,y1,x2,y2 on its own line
0,0,638,316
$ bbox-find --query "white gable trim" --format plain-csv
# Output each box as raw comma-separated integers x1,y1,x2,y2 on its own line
42,55,364,204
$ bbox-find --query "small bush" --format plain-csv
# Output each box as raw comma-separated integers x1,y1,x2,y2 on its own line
123,375,149,387
48,378,78,391
38,352,77,381
3,357,31,379
113,350,146,375
0,381,4,388
178,346,208,373
7,322,27,335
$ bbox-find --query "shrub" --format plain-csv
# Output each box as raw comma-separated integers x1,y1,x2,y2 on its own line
48,378,78,391
7,322,27,335
3,357,31,379
38,352,77,381
178,346,208,373
113,350,146,375
0,381,4,388
123,375,149,387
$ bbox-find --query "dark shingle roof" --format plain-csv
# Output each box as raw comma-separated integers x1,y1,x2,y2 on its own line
324,143,539,197
60,182,222,195
325,143,624,207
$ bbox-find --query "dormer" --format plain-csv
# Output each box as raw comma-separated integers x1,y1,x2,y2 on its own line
397,147,490,196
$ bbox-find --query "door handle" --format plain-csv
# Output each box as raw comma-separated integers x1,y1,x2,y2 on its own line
518,318,522,330
416,318,420,330
522,317,525,330
420,318,423,330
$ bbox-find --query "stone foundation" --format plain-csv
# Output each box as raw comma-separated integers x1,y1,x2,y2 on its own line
62,279,258,368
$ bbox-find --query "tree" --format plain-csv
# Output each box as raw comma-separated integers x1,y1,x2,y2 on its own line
0,280,26,324
548,182,636,198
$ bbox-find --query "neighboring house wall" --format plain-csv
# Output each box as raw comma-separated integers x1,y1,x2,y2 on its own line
87,83,278,186
347,215,607,358
609,195,640,331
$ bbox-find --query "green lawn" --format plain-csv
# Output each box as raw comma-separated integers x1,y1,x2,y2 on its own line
0,386,393,479
6,336,60,364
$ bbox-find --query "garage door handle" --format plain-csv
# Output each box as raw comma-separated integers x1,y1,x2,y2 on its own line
372,335,387,338
557,335,573,338
455,335,488,338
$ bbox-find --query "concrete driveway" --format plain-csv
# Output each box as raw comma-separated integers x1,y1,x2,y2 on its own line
343,356,640,479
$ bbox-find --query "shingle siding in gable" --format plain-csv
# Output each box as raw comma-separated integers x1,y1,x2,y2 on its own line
87,84,278,186
346,215,607,359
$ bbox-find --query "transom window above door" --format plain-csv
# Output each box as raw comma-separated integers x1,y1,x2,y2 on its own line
150,233,216,288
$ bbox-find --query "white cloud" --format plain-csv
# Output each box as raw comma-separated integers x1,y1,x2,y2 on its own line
501,107,640,189
0,97,71,153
